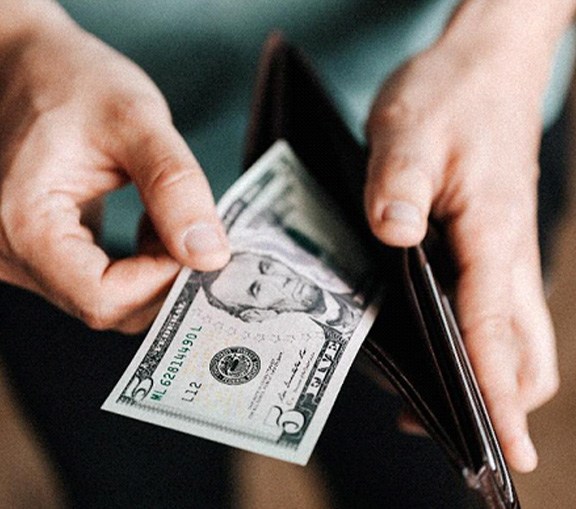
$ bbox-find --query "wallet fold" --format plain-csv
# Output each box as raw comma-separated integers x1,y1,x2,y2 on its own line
244,33,520,509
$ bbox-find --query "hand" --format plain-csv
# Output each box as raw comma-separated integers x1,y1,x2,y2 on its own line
0,4,230,333
364,4,565,473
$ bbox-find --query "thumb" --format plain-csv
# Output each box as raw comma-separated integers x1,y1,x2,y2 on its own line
365,123,443,247
120,122,230,271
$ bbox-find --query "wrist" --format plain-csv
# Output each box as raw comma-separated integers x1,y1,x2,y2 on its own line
430,0,576,98
443,0,576,47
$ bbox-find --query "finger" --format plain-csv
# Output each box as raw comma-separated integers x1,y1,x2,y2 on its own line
117,113,230,271
451,179,545,472
459,268,540,473
7,195,180,331
365,115,445,247
482,372,538,473
512,246,558,411
113,290,169,335
463,308,539,472
454,175,557,410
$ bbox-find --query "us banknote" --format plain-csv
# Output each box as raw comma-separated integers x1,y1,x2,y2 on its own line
102,140,380,465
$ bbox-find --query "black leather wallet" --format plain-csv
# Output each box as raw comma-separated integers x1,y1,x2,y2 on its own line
243,33,520,509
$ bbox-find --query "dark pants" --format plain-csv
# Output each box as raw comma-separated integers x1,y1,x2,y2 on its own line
0,282,478,508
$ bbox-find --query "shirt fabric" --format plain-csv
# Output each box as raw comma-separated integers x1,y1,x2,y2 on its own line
57,0,576,252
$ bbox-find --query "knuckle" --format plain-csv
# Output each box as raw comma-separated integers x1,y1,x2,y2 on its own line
78,309,113,331
368,58,439,137
107,92,169,129
142,155,206,200
0,209,13,260
540,374,560,402
75,299,120,331
368,98,421,134
367,141,436,193
372,150,413,175
0,198,36,256
143,159,187,201
148,156,190,190
498,430,524,455
459,196,536,255
1,193,69,257
116,318,149,336
522,368,560,407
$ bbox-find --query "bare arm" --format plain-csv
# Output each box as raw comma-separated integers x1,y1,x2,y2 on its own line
366,0,576,472
0,0,230,333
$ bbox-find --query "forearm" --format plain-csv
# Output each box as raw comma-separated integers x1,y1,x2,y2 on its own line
427,0,576,104
444,0,576,46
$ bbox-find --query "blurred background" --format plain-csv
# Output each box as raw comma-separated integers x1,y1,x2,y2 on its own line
512,94,576,508
1,1,576,506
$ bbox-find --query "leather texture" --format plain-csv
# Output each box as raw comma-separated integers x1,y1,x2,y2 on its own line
244,33,520,509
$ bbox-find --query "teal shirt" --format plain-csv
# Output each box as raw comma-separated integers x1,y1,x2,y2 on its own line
57,0,576,252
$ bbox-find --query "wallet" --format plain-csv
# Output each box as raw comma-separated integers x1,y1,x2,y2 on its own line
243,33,521,509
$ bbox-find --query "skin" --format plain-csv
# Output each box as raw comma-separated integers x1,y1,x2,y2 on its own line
365,0,576,472
0,0,574,474
0,1,230,333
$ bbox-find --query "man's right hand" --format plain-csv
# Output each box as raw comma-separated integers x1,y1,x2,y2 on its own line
0,1,230,333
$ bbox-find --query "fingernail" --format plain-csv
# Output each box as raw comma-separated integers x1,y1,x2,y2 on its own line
184,222,227,255
382,201,422,227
